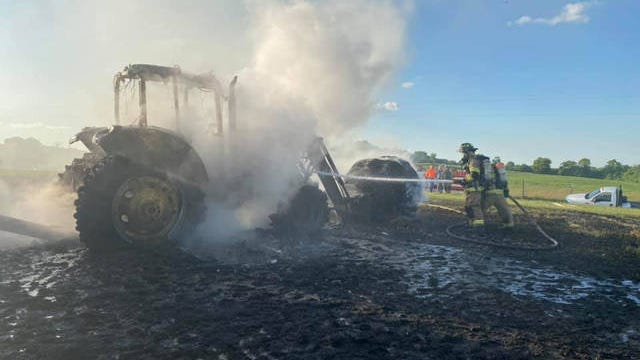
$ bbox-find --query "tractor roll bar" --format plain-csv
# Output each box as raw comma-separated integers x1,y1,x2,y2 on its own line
113,64,235,134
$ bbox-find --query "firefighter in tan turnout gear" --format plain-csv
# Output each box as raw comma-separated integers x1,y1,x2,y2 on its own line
459,143,514,232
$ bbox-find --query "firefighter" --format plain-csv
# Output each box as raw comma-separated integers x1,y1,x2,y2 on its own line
458,143,513,232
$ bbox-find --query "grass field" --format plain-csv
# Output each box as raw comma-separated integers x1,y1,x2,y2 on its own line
506,171,640,202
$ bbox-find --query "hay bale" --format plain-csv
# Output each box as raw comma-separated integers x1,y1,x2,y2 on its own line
345,156,422,223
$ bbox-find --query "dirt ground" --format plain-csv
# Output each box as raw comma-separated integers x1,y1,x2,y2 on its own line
1,204,639,359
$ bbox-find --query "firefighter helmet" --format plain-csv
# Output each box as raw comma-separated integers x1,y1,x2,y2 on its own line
458,143,477,153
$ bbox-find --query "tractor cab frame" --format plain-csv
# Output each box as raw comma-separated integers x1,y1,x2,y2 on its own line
113,64,237,135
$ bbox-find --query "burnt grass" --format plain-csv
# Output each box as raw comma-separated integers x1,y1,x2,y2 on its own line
1,205,640,359
420,198,640,280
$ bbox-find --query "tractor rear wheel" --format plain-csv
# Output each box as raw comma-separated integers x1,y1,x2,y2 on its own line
74,155,205,250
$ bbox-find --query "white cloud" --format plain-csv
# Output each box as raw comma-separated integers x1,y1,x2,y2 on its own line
377,101,399,112
509,2,594,27
8,122,70,130
401,81,415,89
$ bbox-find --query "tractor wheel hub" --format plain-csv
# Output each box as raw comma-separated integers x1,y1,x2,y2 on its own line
112,176,183,244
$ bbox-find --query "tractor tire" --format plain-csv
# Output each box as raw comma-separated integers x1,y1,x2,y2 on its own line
271,184,329,238
74,155,205,250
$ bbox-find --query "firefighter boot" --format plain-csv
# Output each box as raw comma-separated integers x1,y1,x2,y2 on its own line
471,219,487,237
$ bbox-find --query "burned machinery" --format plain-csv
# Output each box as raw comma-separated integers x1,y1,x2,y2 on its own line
59,64,356,250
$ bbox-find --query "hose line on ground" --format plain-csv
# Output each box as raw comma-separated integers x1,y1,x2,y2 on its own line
427,197,559,250
507,196,559,249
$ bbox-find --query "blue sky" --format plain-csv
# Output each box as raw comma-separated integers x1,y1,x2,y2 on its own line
1,1,638,167
366,0,640,166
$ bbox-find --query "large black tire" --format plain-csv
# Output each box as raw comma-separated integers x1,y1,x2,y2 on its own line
271,184,329,238
74,155,205,250
345,156,421,223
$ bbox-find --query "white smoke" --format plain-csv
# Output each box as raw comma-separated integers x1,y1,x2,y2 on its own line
191,0,410,241
0,178,76,249
0,178,75,229
0,0,410,245
246,0,407,135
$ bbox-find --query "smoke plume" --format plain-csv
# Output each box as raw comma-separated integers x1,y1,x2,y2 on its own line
1,0,410,244
192,0,409,240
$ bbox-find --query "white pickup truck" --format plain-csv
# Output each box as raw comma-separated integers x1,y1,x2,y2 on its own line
565,186,637,208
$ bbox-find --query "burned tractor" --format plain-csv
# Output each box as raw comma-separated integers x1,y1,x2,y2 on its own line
58,64,352,249
58,65,230,249
57,64,421,250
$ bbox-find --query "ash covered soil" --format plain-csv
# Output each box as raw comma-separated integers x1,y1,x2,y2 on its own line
1,205,640,359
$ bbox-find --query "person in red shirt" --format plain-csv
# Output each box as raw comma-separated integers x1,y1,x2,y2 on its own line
424,165,437,192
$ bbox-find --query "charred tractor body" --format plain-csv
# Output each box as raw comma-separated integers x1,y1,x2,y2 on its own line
59,64,351,250
57,64,421,250
59,64,232,249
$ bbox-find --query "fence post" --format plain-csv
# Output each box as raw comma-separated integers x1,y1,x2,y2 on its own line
521,178,525,198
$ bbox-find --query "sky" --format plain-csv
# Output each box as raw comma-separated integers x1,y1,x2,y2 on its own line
1,0,638,167
365,0,640,166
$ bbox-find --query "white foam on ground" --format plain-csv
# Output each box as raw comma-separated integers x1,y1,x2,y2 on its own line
14,250,82,298
393,243,640,306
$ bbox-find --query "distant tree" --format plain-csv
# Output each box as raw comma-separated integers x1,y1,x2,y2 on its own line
622,165,640,183
410,151,429,164
429,153,438,164
578,158,591,168
601,159,629,180
576,158,597,177
514,163,533,172
558,160,579,176
505,161,515,171
532,157,552,174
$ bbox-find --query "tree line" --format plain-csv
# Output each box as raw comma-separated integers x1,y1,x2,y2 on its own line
410,151,458,166
506,158,640,182
411,150,640,183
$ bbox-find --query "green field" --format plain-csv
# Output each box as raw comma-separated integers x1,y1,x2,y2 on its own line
505,171,640,202
427,170,640,219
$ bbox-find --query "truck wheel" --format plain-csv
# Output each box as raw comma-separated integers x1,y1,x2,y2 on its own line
74,155,205,250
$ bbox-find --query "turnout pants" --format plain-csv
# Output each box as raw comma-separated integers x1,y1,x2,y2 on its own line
465,190,514,227
482,190,514,226
464,190,484,227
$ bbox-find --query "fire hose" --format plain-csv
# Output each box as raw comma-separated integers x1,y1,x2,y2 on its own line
431,196,559,250
314,170,558,250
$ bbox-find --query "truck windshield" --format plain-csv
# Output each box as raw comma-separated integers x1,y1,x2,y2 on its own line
586,189,600,199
